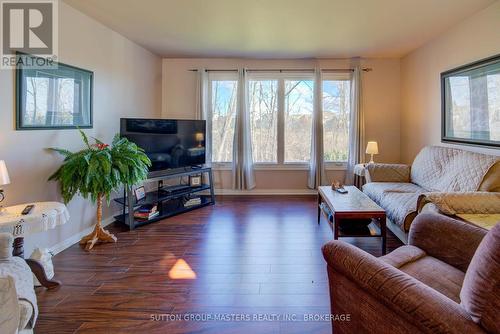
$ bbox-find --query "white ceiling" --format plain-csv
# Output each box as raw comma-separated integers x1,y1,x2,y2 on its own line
63,0,496,58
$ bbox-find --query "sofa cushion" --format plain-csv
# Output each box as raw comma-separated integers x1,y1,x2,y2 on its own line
362,182,425,204
363,182,425,231
460,223,500,333
381,246,465,303
411,146,498,192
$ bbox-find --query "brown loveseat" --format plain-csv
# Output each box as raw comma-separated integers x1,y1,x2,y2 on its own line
362,146,500,243
322,212,499,334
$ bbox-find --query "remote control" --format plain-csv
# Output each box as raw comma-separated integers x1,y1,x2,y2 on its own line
336,188,348,194
21,205,35,215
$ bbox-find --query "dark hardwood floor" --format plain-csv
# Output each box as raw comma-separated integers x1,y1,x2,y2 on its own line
35,196,402,334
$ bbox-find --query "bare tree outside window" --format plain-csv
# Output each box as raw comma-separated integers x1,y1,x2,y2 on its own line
284,80,314,162
210,80,237,162
209,74,352,166
323,79,351,162
248,80,278,163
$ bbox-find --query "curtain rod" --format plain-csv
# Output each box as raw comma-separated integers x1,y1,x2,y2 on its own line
188,68,372,73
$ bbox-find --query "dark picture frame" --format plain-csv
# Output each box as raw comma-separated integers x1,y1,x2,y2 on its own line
134,186,146,202
16,53,93,130
189,174,202,187
441,54,500,148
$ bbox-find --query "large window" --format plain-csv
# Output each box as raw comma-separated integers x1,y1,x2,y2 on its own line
208,71,352,167
209,74,237,163
322,74,351,162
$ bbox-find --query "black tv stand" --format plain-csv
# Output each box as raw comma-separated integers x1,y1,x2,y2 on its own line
114,166,215,230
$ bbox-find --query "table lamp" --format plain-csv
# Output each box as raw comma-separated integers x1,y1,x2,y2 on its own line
195,132,204,147
366,141,379,164
0,160,10,212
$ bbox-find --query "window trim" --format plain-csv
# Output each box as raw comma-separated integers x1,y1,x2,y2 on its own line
212,161,347,171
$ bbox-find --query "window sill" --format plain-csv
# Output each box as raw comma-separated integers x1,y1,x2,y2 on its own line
211,163,347,171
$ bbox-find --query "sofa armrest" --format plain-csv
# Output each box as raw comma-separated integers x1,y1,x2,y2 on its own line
408,213,486,272
417,192,500,215
0,276,20,333
364,163,410,183
322,241,484,333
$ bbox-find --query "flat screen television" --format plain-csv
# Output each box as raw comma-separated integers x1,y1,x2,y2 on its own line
120,118,206,171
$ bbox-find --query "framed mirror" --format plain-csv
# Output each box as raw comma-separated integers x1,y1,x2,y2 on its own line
16,54,93,130
441,54,500,148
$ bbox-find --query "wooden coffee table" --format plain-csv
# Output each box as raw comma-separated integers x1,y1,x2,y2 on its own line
318,185,387,255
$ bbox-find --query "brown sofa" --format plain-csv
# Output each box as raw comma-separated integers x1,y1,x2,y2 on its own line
362,146,500,243
322,212,499,334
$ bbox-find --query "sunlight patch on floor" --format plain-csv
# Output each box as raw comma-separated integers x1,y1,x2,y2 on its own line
169,259,197,279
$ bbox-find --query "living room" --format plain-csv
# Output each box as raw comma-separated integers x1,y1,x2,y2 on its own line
0,0,499,333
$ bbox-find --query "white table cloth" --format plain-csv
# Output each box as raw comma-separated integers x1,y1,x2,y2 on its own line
0,202,69,237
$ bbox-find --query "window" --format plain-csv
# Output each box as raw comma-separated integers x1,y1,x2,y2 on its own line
248,79,278,163
284,79,314,163
208,71,352,167
322,74,351,162
209,74,237,163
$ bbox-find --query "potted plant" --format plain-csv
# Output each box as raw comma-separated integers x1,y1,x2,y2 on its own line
48,130,151,251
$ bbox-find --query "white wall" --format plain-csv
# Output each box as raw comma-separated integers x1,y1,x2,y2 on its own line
162,57,401,191
400,1,500,163
0,2,162,255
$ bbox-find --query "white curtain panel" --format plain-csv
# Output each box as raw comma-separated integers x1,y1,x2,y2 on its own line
232,68,256,190
195,68,212,166
308,68,327,189
345,66,365,185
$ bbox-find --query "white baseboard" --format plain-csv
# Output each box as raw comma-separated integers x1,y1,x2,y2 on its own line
214,188,317,195
48,215,116,255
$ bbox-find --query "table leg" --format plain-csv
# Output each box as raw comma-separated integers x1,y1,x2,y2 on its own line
380,216,387,255
317,194,322,224
333,216,339,240
12,237,61,290
26,259,61,290
12,237,24,257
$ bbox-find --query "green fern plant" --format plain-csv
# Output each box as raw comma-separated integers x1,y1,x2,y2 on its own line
48,130,151,250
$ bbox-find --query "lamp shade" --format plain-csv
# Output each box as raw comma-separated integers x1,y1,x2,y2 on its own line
195,132,204,141
0,160,10,186
366,141,379,155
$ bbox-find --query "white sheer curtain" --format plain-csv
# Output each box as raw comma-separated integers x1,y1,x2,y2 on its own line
308,68,327,189
345,66,365,185
195,68,211,166
232,68,256,190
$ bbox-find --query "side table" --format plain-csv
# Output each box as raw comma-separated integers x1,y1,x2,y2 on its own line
0,202,70,289
353,163,366,189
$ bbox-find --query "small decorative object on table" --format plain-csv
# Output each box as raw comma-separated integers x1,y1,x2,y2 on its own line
134,186,146,202
189,174,202,187
331,180,348,194
365,141,379,164
48,130,151,251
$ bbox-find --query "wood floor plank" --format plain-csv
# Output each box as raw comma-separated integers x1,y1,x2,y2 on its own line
35,195,403,333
